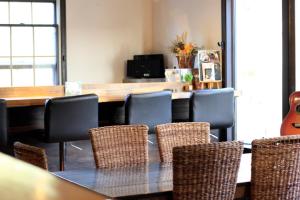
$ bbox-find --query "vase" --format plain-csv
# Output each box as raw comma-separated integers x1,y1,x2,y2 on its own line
176,55,196,68
183,83,193,91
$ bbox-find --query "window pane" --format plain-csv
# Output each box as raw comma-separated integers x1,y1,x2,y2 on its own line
35,68,54,86
35,57,56,86
0,2,9,24
0,69,11,87
35,57,56,67
12,68,33,86
0,57,10,66
12,57,33,86
12,57,33,67
235,0,282,141
32,3,55,24
0,27,10,56
34,27,56,56
11,27,33,56
10,2,32,24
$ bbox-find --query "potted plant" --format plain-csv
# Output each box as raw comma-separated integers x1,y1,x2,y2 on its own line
183,72,194,91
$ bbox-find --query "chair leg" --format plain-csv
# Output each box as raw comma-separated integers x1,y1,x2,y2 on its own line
219,129,228,142
59,142,65,171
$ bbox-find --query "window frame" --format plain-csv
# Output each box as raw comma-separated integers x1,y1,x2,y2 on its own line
221,0,293,140
0,0,66,86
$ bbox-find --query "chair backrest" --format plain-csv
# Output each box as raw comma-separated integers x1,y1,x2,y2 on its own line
0,99,7,148
251,136,300,200
14,142,48,170
173,141,243,200
190,88,234,129
44,94,99,143
125,91,172,134
89,125,149,169
156,122,210,162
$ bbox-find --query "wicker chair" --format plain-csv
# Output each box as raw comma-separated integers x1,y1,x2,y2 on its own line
251,135,300,200
156,122,210,163
13,142,48,170
173,141,243,200
89,125,149,169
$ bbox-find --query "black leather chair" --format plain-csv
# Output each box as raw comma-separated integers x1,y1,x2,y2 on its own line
44,94,99,171
125,91,172,134
0,99,8,152
190,88,234,141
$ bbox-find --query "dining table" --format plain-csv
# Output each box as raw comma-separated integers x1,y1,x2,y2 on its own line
54,153,251,199
0,153,110,200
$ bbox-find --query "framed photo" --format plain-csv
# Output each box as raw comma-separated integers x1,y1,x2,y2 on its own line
196,50,222,81
202,63,215,81
214,63,222,80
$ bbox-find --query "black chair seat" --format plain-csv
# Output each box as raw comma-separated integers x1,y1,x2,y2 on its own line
125,91,172,134
190,88,235,141
44,94,99,170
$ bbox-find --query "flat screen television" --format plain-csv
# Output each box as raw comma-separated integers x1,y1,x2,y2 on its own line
127,54,165,78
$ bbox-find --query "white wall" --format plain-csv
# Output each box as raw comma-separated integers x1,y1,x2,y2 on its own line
152,0,221,68
66,0,153,83
66,0,221,83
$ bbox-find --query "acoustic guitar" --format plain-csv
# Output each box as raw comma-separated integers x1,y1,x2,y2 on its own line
281,91,300,136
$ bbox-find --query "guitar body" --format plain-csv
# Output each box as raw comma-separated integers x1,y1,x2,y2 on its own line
281,91,300,136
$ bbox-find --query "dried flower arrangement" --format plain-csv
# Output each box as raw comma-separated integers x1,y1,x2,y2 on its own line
170,32,201,68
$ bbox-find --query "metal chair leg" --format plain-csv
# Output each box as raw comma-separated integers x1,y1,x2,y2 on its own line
59,142,65,171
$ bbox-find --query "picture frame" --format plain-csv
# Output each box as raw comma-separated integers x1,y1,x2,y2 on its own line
196,50,222,81
214,63,222,80
202,63,215,81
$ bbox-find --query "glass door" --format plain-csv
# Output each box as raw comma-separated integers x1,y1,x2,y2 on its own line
234,0,282,142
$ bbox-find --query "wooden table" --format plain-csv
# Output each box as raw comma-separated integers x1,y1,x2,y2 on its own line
0,83,239,108
0,153,111,200
0,82,188,108
3,92,192,108
54,154,251,199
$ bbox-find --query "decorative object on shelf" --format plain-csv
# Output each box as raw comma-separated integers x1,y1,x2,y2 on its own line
202,63,215,81
65,82,82,96
197,50,222,82
182,70,193,91
192,69,203,90
165,69,181,82
170,32,201,68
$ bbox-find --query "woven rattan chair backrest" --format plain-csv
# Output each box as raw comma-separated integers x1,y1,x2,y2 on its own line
251,135,300,200
156,122,210,162
14,142,48,170
173,141,243,200
89,125,149,169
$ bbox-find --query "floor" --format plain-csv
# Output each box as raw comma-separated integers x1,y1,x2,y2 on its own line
38,134,160,171
7,130,220,171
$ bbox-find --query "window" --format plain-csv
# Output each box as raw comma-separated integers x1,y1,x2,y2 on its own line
0,1,58,87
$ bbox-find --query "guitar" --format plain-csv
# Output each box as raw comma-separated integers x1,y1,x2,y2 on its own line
281,91,300,136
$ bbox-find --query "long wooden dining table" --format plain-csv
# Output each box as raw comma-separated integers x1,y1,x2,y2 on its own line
0,82,189,107
0,153,110,200
54,153,251,199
